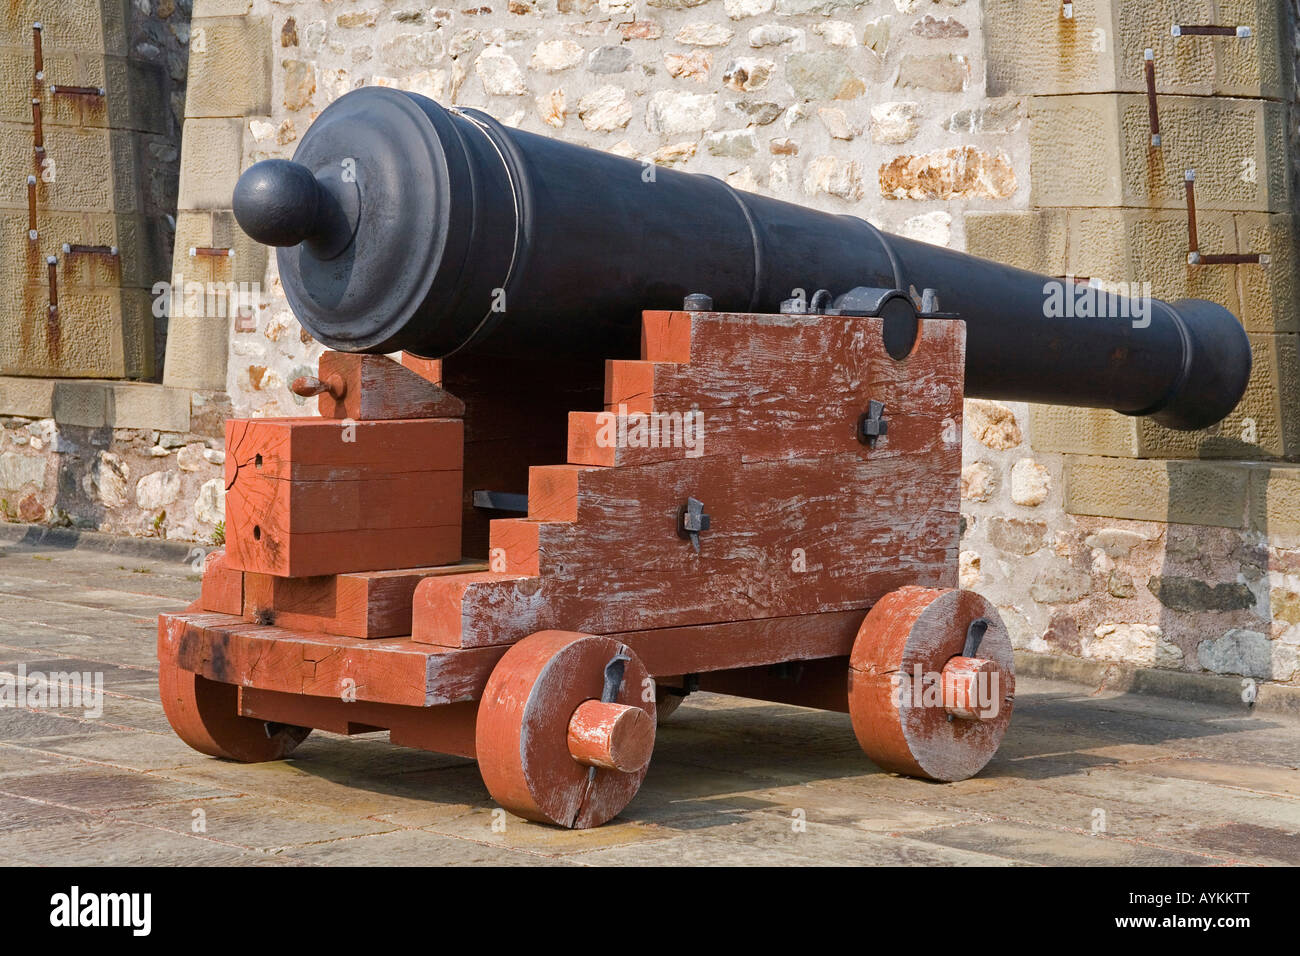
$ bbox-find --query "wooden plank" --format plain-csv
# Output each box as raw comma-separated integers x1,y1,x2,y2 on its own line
620,610,861,676
166,607,862,708
487,518,542,576
223,417,464,576
641,310,692,362
162,609,506,707
243,562,486,638
411,572,542,646
527,464,599,522
238,687,479,758
199,549,242,615
420,310,962,648
227,523,461,579
316,352,464,421
400,352,443,385
230,470,460,536
605,359,658,412
225,417,463,482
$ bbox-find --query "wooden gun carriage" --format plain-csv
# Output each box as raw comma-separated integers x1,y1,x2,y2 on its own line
159,88,1250,829
160,307,1016,827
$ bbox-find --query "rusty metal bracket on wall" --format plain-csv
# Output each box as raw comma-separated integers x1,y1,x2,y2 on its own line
1171,24,1252,38
1142,24,1266,268
32,23,43,86
62,243,119,258
45,255,58,321
1184,170,1269,267
27,175,37,241
1143,50,1161,146
31,97,43,165
49,84,106,98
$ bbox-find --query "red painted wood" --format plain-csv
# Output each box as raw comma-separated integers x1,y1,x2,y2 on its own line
605,360,657,413
476,631,655,828
487,518,543,576
400,353,443,385
225,417,463,481
527,464,599,522
223,417,463,576
163,606,864,715
242,562,486,638
941,655,999,720
848,587,1015,781
160,609,506,708
237,687,479,758
158,615,310,762
317,352,465,421
567,700,655,772
199,549,242,615
640,310,693,363
420,311,962,649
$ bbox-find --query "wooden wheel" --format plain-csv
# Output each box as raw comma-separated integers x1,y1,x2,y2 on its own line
848,587,1015,782
158,624,311,762
476,631,656,828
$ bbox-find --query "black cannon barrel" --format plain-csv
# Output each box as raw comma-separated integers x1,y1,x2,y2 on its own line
232,87,1251,432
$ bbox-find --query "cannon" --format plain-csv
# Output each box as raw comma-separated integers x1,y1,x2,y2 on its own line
158,88,1251,828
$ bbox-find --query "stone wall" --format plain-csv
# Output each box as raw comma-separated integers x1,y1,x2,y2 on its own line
0,0,189,380
960,0,1300,689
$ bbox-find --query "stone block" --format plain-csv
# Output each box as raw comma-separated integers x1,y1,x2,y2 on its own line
1028,405,1140,458
193,0,253,15
110,214,171,291
1,283,151,378
1064,455,1249,528
0,0,124,55
1064,207,1239,318
1215,0,1293,99
0,376,55,417
1235,214,1300,334
1248,464,1300,545
964,209,1068,275
985,0,1287,100
176,118,244,210
101,56,170,136
48,380,190,431
162,213,233,392
0,47,69,124
184,17,272,119
212,209,269,286
0,122,120,213
1029,94,1288,213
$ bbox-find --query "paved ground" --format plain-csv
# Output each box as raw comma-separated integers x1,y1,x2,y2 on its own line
0,536,1297,866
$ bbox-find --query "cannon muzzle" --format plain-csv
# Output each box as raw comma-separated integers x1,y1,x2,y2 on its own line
233,87,1251,432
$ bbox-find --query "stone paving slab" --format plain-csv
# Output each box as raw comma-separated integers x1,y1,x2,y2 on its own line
0,537,1296,866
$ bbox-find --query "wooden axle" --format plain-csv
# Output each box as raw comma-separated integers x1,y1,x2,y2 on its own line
567,700,655,772
940,656,1001,721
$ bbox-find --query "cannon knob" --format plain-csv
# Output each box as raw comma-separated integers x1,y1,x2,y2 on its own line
233,159,359,260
